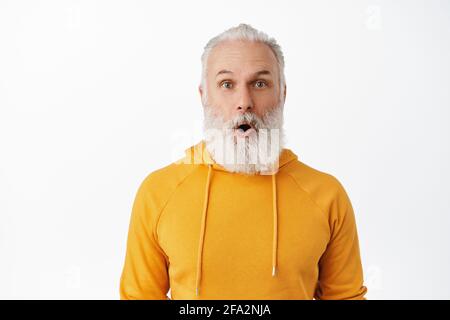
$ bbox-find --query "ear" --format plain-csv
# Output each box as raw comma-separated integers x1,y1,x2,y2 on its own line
283,84,287,101
198,85,203,99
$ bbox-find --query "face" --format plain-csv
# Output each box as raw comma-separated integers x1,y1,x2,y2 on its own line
199,40,287,175
200,40,285,123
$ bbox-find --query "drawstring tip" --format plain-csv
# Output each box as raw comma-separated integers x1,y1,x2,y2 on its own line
196,287,199,296
272,266,277,276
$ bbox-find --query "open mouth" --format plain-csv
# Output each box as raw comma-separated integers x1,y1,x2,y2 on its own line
235,122,254,132
237,123,252,132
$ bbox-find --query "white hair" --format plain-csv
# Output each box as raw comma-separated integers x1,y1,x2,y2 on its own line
200,23,286,105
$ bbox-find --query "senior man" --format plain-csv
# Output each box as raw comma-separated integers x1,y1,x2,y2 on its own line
119,23,368,300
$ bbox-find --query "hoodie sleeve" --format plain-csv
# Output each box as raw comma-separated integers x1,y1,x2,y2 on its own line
120,177,170,300
313,179,368,300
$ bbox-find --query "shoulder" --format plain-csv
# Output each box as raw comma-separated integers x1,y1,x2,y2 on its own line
139,157,198,198
134,157,199,216
282,159,352,218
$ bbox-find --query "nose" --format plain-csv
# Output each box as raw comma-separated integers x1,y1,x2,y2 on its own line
235,86,254,114
237,104,252,112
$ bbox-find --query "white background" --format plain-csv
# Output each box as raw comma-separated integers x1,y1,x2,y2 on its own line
1,0,449,299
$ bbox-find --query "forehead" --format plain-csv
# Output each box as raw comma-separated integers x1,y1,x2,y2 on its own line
207,40,279,77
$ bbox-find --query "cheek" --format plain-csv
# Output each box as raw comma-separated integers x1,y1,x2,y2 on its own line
222,107,235,121
254,92,279,109
208,94,233,115
209,103,232,121
209,87,233,105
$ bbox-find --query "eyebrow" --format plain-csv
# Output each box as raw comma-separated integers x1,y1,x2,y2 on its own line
215,69,272,78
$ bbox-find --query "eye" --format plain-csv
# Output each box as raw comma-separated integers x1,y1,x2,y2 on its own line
221,81,233,89
254,80,267,88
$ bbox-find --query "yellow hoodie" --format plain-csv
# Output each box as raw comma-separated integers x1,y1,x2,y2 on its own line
119,140,368,300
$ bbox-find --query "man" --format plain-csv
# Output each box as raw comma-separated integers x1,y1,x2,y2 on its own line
119,23,368,300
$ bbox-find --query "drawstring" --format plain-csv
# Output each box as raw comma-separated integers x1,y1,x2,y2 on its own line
195,164,278,296
196,164,212,296
272,173,278,277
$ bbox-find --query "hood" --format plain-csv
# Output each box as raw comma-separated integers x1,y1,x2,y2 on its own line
181,140,299,297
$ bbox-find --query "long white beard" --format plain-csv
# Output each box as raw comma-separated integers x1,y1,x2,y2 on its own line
202,103,286,175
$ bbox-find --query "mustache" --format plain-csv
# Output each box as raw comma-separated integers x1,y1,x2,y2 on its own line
204,107,270,131
226,112,264,130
